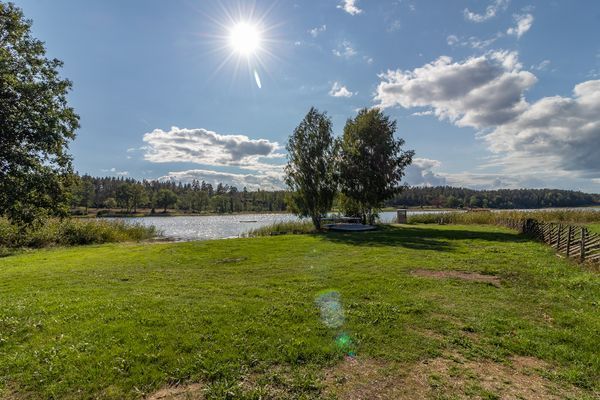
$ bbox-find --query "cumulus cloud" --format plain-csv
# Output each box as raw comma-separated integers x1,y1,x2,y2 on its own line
507,13,533,38
375,50,536,129
464,0,509,22
309,25,326,38
337,0,362,15
158,168,285,191
484,80,600,178
329,82,354,98
404,158,447,186
142,127,284,169
374,52,600,181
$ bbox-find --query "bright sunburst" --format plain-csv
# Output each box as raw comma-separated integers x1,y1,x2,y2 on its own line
201,3,281,89
229,22,261,56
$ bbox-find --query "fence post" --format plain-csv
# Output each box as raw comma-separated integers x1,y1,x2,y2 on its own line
566,226,572,257
556,224,562,250
580,227,586,262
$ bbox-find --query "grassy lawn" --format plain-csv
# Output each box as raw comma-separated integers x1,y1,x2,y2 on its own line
0,225,598,399
587,223,600,234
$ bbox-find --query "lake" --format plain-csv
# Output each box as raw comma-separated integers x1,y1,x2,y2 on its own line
115,210,442,241
115,208,600,241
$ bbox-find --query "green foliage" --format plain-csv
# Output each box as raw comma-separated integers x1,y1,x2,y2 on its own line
285,107,338,229
155,188,178,212
0,2,79,226
338,108,414,224
0,226,598,398
70,175,288,214
245,220,316,237
408,209,600,225
0,217,157,248
386,186,599,209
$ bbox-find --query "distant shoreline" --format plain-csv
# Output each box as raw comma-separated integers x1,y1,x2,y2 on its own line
72,205,600,219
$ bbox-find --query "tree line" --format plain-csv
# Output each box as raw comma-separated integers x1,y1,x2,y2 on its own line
69,175,599,217
385,186,600,210
70,176,288,215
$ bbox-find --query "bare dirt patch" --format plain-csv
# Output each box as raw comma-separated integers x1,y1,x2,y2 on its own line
324,354,584,400
412,269,502,287
146,383,203,400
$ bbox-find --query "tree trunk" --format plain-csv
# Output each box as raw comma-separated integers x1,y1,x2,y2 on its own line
312,216,321,230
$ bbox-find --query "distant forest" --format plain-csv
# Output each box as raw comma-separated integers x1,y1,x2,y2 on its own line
385,186,600,209
71,175,599,215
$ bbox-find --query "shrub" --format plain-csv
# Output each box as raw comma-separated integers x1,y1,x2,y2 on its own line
0,218,158,248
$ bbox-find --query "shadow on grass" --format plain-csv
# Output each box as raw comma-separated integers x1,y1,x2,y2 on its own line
319,224,528,251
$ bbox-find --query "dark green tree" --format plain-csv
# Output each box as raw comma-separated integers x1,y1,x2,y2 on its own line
285,107,338,229
130,184,148,213
0,2,79,225
338,108,413,224
116,183,134,213
155,189,177,212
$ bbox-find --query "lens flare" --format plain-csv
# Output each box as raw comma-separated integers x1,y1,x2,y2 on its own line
315,290,345,329
254,69,262,89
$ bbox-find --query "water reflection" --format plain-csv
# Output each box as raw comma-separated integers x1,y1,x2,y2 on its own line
111,210,441,241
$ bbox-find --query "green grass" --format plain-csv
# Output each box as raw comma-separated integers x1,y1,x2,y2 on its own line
587,223,600,234
0,225,598,399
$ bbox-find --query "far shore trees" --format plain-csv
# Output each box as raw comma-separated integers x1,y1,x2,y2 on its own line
285,107,338,230
0,3,79,226
338,108,414,224
156,189,178,212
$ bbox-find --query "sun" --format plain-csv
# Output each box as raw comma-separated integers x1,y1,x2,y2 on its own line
229,22,261,56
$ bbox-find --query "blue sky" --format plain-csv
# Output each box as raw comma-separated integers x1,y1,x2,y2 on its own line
14,0,600,192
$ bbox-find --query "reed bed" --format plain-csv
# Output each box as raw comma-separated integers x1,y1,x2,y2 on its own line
245,220,316,237
0,218,158,249
408,209,600,225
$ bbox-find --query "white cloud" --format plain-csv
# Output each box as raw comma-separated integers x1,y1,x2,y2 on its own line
447,33,503,50
531,59,550,71
309,25,326,38
484,80,600,178
101,167,129,176
404,158,447,186
411,110,434,116
159,168,285,191
329,82,354,98
375,52,600,181
464,0,510,22
337,0,362,15
507,13,533,38
447,35,459,46
332,41,357,58
375,50,536,129
142,127,284,170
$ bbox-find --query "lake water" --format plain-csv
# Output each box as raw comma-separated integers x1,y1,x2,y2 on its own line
115,210,442,241
115,208,599,241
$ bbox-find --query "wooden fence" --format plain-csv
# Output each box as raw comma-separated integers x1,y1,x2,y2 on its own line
496,218,600,265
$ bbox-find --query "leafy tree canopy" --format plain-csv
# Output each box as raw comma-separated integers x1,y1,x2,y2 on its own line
285,107,338,229
339,108,414,224
0,2,79,225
